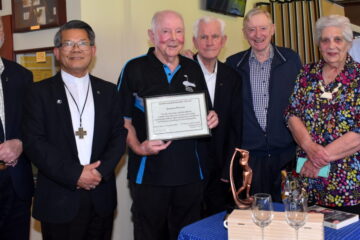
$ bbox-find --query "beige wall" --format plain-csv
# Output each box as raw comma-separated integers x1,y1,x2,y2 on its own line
2,0,343,240
321,0,344,16
82,0,260,83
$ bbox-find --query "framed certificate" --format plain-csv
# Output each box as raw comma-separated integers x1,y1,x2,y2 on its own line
145,92,210,141
14,47,60,82
11,0,67,32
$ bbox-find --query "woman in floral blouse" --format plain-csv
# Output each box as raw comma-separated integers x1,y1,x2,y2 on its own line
285,15,360,214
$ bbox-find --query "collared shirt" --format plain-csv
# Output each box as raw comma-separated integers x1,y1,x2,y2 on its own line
197,55,217,106
249,46,274,130
62,70,94,165
0,58,5,139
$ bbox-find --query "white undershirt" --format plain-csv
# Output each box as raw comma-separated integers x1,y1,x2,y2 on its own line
197,55,217,106
62,70,94,165
0,58,6,140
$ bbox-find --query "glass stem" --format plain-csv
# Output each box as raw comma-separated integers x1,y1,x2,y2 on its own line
261,227,264,240
295,228,299,240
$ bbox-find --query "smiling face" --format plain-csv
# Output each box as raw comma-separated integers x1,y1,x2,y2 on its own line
319,26,350,67
243,13,274,55
148,11,184,63
193,20,226,62
54,29,96,77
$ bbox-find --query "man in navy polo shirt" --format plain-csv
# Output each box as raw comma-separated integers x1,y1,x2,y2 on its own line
117,10,218,240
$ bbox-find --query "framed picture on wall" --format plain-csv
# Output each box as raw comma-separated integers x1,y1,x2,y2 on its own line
206,0,246,17
14,47,60,82
11,0,66,32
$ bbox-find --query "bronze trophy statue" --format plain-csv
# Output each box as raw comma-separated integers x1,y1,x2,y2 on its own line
0,160,7,170
229,148,253,209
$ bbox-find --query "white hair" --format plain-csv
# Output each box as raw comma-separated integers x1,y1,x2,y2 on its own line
315,15,353,45
150,10,184,32
193,16,225,38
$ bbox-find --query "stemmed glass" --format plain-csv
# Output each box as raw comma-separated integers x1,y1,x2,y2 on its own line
283,197,308,240
251,193,274,240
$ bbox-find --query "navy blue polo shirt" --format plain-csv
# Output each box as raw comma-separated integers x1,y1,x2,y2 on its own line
118,47,210,186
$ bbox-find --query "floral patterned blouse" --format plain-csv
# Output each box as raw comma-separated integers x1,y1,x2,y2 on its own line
285,55,360,207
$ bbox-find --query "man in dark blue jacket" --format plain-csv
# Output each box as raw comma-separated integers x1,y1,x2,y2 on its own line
192,16,242,215
0,16,34,240
226,8,301,202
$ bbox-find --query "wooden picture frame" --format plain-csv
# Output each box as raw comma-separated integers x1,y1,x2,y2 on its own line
14,47,60,82
11,0,66,33
0,15,14,60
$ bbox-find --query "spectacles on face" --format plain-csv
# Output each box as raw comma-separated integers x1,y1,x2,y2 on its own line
60,40,92,51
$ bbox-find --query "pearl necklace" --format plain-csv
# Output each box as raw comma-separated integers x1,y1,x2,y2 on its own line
319,81,342,100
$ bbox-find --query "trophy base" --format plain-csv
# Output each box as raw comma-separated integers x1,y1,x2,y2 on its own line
224,203,252,222
0,160,7,170
235,203,252,210
0,164,7,170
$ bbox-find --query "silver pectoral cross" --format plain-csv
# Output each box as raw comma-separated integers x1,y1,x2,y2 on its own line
75,127,87,139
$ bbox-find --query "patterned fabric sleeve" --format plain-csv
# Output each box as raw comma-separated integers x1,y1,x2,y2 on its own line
351,77,360,133
284,64,310,122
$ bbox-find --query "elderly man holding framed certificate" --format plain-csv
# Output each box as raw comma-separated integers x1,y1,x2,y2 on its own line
117,10,218,240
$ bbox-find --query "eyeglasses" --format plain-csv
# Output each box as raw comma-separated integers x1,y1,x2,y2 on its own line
60,41,92,51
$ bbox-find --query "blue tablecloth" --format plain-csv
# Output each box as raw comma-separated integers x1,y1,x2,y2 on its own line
178,203,360,240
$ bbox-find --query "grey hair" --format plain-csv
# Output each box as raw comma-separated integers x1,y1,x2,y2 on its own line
54,20,95,48
315,15,353,45
193,16,226,38
243,8,273,29
150,10,184,32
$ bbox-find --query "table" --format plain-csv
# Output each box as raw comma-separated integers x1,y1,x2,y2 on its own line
178,203,360,240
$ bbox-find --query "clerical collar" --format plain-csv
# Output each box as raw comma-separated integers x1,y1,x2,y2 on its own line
61,70,90,87
197,55,218,76
61,70,91,139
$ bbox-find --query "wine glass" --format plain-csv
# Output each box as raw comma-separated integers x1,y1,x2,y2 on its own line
251,193,274,240
284,197,308,240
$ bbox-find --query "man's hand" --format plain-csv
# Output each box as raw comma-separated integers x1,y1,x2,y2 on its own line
0,139,23,166
137,140,172,156
300,160,320,178
124,118,171,156
77,161,102,190
207,110,218,129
